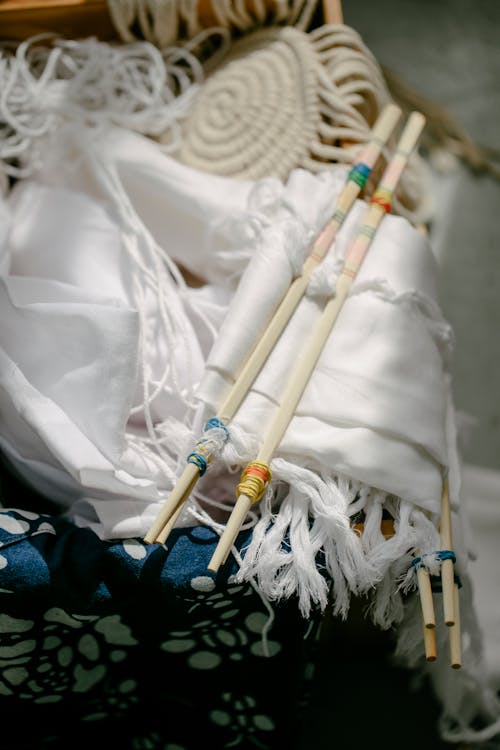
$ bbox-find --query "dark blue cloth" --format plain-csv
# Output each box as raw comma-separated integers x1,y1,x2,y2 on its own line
0,461,321,750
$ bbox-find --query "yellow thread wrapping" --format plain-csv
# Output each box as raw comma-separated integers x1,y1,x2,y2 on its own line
370,186,393,212
195,440,213,458
372,187,393,203
236,461,272,505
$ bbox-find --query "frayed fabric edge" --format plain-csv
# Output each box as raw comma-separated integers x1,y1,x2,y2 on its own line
235,457,439,622
231,457,500,745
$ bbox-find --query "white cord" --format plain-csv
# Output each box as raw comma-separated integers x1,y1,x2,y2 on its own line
0,34,203,177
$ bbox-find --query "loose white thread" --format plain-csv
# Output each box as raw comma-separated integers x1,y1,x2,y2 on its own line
0,35,203,178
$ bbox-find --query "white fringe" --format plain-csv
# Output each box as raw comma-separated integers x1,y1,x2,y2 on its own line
230,454,500,741
231,455,448,627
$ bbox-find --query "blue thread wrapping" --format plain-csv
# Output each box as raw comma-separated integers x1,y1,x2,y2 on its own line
186,452,208,476
411,556,422,569
436,550,456,563
185,419,230,477
411,549,457,570
348,162,371,189
204,417,230,443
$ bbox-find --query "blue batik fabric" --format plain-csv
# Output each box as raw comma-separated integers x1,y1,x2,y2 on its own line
0,484,321,750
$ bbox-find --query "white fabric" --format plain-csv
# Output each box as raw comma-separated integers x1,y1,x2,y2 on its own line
0,123,458,538
0,125,354,538
35,126,259,285
199,196,451,512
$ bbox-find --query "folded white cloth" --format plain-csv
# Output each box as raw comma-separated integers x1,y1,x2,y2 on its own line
199,198,451,512
0,126,347,538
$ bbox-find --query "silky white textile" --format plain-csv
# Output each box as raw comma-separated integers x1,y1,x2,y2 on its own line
195,174,467,619
199,196,452,512
0,125,351,538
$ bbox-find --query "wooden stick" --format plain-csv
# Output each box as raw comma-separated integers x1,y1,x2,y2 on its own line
146,467,199,545
144,463,199,544
416,565,436,629
208,112,426,572
423,621,437,662
144,104,402,546
350,518,436,662
440,478,456,626
449,583,462,669
354,522,437,660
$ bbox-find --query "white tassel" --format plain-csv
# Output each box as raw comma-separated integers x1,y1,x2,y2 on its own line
232,450,456,633
238,459,376,617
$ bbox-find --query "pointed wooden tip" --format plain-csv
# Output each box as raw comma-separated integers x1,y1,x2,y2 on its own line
143,530,157,545
143,463,200,545
424,628,437,662
417,566,436,629
449,584,462,669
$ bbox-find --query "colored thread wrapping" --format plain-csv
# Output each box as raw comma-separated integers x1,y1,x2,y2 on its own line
332,207,346,225
186,452,208,476
370,187,393,214
411,549,457,570
185,417,231,476
348,161,371,189
358,224,376,240
204,417,230,443
237,462,272,505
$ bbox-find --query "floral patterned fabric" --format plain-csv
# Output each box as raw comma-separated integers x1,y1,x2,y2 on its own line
0,466,321,750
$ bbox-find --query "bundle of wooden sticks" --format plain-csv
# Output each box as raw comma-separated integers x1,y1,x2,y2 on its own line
144,103,462,669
